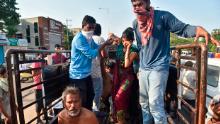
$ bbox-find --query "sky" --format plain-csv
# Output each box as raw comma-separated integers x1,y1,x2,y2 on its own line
16,0,220,39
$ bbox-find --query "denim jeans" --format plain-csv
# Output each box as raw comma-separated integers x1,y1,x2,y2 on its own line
92,77,103,111
139,69,169,124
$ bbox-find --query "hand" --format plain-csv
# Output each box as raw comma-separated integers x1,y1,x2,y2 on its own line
5,116,11,124
123,40,132,50
194,26,210,45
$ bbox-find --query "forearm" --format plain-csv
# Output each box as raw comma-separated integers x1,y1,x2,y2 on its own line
124,48,130,68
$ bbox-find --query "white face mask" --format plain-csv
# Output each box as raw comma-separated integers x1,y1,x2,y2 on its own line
82,30,94,40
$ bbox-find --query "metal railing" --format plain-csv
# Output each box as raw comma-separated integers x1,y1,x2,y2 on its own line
5,49,70,124
170,43,207,124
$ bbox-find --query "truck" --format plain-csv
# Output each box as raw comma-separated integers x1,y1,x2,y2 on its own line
1,43,213,124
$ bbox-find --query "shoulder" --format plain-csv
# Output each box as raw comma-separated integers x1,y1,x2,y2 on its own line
73,32,86,44
82,108,98,120
154,10,174,21
92,36,105,45
58,109,66,119
131,45,139,53
154,10,172,16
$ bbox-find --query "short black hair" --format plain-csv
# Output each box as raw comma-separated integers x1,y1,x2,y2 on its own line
55,44,60,48
0,65,6,76
82,15,96,28
94,23,101,36
122,27,134,41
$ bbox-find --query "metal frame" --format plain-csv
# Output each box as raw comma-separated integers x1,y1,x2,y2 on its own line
5,49,70,124
171,43,207,124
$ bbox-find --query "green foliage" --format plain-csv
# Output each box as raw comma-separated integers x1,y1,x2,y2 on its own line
171,30,220,52
63,25,74,50
0,0,20,36
170,33,193,46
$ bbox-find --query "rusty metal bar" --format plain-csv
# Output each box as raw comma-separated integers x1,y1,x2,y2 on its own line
26,111,45,124
177,95,196,113
14,53,25,124
21,82,43,92
198,44,207,124
19,59,44,64
177,80,198,94
177,64,197,71
194,47,200,124
177,110,190,124
179,55,196,60
6,54,18,124
5,49,71,124
172,43,207,124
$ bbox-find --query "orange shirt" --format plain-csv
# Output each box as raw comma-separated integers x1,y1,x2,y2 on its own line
58,108,99,124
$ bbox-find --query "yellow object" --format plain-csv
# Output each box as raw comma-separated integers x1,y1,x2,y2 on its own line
20,73,32,78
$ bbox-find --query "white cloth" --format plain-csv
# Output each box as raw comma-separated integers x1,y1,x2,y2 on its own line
0,78,8,92
0,78,11,118
91,36,105,78
179,69,196,100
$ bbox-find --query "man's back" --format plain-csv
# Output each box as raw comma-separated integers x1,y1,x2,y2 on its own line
58,108,98,124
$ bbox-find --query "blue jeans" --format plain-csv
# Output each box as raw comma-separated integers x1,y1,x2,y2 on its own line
92,77,103,111
139,69,169,124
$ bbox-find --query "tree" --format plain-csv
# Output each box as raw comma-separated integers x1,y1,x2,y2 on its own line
170,33,193,46
0,0,20,36
63,25,74,50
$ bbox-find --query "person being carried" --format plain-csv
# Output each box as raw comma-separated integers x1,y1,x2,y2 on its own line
0,65,11,124
58,86,98,124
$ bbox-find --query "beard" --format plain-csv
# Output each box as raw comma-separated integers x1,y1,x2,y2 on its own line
67,108,81,117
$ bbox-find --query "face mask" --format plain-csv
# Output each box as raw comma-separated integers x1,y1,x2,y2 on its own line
82,30,94,40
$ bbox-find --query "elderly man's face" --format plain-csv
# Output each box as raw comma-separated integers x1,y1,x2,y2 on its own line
65,93,81,117
132,0,150,13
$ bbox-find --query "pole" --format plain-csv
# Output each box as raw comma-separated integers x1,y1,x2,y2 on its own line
65,19,72,50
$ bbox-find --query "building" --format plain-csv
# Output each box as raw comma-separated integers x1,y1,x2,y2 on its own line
17,16,64,50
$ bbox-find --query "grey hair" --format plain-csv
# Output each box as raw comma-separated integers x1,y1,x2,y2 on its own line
62,86,81,102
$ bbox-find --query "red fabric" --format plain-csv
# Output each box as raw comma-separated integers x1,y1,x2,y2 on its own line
31,62,42,90
111,61,134,120
52,53,67,64
134,7,154,45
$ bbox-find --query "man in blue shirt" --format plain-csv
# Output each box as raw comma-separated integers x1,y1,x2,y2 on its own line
69,15,111,110
131,0,220,123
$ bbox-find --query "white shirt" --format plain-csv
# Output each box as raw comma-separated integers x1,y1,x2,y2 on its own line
91,36,105,78
179,69,196,100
